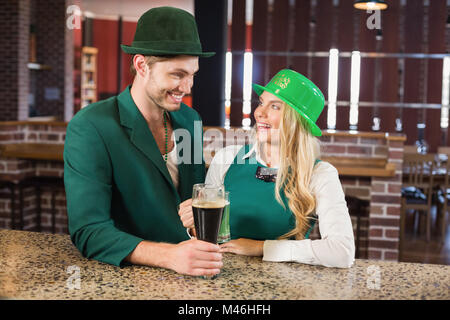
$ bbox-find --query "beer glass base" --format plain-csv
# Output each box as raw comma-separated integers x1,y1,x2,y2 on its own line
217,234,231,244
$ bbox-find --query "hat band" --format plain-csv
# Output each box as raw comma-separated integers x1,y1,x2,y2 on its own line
131,40,203,53
272,90,318,121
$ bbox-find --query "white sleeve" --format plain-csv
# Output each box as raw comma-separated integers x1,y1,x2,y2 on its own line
205,145,243,186
262,162,355,268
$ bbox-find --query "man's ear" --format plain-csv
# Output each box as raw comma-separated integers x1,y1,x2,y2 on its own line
133,54,148,78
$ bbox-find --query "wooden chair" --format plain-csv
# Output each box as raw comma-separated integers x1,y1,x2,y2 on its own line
401,153,435,252
436,147,450,243
435,158,449,244
437,146,450,155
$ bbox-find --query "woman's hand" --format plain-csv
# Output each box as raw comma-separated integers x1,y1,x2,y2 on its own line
219,238,264,257
178,198,197,237
178,198,194,229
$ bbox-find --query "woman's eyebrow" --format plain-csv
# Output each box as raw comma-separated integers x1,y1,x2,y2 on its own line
260,98,282,104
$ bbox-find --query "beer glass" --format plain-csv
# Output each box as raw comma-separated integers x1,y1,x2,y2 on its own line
218,192,230,244
192,184,226,244
192,184,226,279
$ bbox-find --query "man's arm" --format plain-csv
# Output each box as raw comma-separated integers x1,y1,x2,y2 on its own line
65,113,222,275
125,239,222,276
64,115,144,267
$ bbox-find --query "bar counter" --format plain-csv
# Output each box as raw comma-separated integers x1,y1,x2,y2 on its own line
0,230,448,300
0,143,395,177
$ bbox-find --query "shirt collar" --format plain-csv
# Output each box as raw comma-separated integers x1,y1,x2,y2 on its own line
242,144,276,168
242,144,257,160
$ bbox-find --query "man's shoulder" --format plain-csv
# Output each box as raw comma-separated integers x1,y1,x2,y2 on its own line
68,96,118,127
176,103,201,121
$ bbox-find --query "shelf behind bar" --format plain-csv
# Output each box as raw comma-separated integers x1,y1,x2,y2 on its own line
232,51,450,59
228,98,444,110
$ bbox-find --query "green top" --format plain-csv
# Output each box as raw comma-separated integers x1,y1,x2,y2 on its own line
64,86,205,267
223,145,317,241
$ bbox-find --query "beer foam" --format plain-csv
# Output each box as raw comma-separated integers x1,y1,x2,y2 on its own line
192,199,227,209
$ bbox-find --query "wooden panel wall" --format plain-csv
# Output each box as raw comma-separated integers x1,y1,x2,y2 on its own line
228,0,449,152
230,0,246,127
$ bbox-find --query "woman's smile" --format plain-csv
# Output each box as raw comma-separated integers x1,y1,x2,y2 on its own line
254,91,283,144
256,122,272,131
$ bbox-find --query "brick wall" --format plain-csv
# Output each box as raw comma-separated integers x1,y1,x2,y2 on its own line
1,0,74,121
320,134,392,259
203,128,405,260
34,0,69,119
64,0,74,122
0,124,406,261
0,0,30,121
0,122,66,233
367,138,404,260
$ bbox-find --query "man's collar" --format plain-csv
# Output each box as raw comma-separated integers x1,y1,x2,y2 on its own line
117,85,140,129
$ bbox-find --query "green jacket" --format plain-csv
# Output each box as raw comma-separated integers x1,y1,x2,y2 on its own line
64,86,205,267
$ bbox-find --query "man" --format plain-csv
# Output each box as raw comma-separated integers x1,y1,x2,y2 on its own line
64,7,222,277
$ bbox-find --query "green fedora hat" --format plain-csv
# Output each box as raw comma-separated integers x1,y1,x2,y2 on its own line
252,69,325,136
121,6,215,57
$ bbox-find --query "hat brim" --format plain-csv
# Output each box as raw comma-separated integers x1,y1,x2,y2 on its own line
121,44,215,57
252,83,322,137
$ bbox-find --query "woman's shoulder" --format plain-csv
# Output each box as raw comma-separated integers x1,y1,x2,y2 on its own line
312,160,339,181
310,160,345,196
210,144,246,165
206,145,247,185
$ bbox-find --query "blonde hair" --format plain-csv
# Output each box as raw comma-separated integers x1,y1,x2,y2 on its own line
273,103,321,240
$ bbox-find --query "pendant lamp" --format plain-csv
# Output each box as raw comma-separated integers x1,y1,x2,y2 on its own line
354,0,388,10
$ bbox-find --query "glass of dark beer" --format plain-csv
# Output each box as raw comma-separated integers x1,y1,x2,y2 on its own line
192,183,226,279
192,183,226,244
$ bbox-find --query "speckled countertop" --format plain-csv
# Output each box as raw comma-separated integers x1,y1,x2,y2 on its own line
0,229,448,300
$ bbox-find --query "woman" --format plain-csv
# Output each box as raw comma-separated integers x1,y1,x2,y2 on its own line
179,69,355,268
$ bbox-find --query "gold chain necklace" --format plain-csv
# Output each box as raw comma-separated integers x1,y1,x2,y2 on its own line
163,111,168,162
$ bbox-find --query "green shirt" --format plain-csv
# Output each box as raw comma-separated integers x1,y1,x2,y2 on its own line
223,145,317,240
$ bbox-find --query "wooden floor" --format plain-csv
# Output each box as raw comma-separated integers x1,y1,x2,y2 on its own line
400,205,450,265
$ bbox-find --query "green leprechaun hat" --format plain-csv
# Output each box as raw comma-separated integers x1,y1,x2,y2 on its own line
252,69,325,136
121,6,215,57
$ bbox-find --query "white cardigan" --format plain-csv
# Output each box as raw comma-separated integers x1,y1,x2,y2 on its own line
205,145,355,268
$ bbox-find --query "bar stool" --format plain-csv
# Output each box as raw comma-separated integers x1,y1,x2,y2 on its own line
1,174,64,233
0,176,37,230
30,176,65,233
0,180,15,228
345,195,370,259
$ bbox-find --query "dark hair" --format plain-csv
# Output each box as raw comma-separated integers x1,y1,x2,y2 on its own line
129,55,178,76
